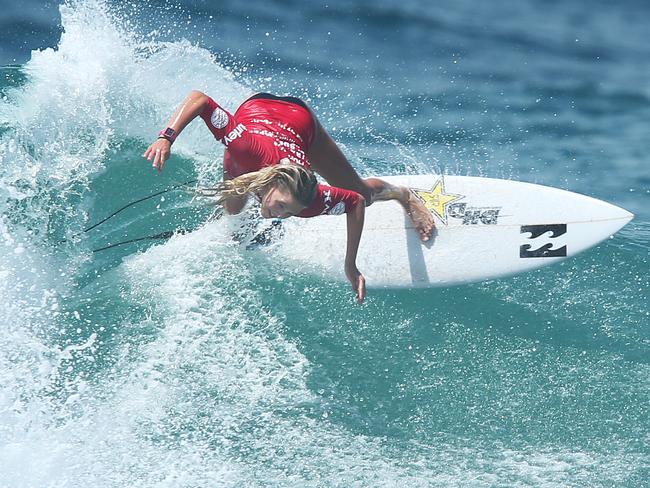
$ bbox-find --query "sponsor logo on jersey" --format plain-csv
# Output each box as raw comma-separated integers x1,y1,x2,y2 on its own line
321,189,333,215
251,118,274,125
249,128,276,138
222,123,247,146
210,107,229,129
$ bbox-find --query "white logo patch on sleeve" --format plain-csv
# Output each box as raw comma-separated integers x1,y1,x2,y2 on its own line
210,107,229,129
328,202,346,215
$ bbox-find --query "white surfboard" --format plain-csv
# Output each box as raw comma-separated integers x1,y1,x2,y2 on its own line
252,175,633,288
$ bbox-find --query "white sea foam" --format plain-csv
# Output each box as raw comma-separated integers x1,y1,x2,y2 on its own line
3,217,642,487
0,0,250,197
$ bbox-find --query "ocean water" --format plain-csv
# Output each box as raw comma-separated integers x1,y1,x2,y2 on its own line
0,0,648,486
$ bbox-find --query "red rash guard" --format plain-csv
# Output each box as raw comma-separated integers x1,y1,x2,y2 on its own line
199,95,362,218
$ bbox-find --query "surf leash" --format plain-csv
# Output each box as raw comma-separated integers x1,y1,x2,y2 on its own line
90,207,224,253
91,229,185,252
82,179,198,234
56,178,205,251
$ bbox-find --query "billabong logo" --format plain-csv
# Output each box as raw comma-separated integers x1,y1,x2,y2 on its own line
210,107,229,129
222,123,247,146
520,224,567,258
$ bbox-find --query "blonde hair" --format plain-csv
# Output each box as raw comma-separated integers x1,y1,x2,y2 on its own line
198,163,318,208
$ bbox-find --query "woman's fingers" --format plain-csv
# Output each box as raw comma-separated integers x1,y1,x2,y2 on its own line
357,274,366,304
143,140,171,173
154,148,164,170
348,271,366,304
159,147,170,171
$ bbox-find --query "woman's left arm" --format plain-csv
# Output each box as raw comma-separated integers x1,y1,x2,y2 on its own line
344,197,366,303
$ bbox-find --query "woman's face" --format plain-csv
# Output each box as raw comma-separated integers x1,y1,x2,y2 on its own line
259,184,305,219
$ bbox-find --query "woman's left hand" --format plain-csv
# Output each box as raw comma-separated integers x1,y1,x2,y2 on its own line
345,263,366,304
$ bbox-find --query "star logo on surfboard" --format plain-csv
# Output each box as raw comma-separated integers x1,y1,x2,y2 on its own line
412,178,464,224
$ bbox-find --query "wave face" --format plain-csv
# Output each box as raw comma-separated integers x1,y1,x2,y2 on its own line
0,0,648,486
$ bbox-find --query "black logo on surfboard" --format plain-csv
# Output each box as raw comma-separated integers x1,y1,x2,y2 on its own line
519,224,567,258
448,203,501,225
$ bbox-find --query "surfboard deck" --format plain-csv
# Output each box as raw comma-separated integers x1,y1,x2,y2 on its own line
241,175,634,288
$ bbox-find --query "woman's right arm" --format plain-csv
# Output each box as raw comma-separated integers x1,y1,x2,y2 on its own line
143,90,210,173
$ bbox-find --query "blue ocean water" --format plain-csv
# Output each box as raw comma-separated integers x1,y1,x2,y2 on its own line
0,0,648,486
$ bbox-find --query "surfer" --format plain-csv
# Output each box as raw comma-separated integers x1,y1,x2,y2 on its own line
144,91,435,302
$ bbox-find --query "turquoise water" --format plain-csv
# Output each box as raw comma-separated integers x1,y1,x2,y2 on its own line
0,0,648,486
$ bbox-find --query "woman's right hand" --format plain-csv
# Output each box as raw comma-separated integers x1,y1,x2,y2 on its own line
143,138,172,174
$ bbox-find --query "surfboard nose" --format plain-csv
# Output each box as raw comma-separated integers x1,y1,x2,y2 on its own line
602,201,634,228
620,209,634,224
584,195,634,226
583,202,634,251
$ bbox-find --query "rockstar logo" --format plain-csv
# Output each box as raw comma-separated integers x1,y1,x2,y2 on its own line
412,178,464,224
